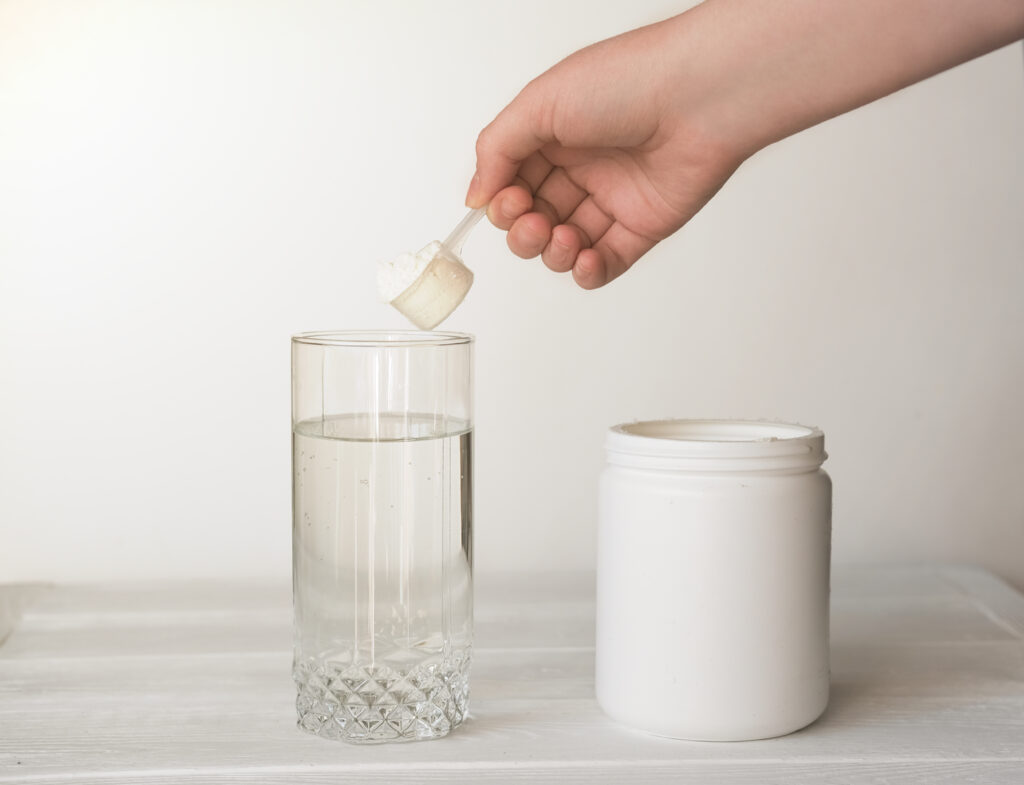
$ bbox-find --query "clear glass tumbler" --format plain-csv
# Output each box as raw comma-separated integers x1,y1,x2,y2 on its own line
291,331,473,743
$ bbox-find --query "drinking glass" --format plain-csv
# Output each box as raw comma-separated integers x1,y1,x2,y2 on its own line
291,330,473,743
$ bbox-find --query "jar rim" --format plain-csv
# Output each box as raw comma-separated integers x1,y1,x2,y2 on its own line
606,419,826,471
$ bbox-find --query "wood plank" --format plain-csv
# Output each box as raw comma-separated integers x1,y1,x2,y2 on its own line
1,613,594,661
5,566,1007,621
830,594,1022,644
831,641,1024,697
13,572,593,618
0,615,595,659
943,565,1024,639
3,682,1024,771
0,648,596,703
9,594,1015,661
0,584,49,647
2,640,1021,705
21,583,289,616
830,565,959,599
1,761,1023,785
6,595,1012,660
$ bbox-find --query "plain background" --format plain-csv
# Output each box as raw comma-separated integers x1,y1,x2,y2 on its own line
1,1,1022,589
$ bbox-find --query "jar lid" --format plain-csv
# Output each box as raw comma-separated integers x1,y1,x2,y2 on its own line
605,419,826,472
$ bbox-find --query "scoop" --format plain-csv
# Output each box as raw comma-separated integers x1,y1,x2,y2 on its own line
386,207,485,330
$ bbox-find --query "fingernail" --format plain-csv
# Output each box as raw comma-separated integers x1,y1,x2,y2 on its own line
464,172,482,207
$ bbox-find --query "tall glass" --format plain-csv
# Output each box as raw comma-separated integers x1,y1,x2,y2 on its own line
291,331,473,743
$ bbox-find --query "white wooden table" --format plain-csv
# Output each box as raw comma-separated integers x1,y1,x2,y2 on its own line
2,566,1023,784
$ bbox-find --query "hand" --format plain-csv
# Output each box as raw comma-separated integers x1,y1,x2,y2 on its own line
466,16,743,290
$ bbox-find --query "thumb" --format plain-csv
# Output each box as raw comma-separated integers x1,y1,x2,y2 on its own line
466,88,552,208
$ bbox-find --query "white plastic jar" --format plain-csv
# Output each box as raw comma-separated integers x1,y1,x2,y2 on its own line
596,419,831,741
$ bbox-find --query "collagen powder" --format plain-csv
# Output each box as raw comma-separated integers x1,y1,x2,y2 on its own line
377,241,443,303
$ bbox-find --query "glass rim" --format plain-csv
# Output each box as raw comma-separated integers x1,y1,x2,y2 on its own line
291,330,474,348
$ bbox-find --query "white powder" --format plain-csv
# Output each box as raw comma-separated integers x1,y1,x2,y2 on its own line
377,241,443,303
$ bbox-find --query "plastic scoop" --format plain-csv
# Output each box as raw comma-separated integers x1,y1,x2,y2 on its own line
386,207,486,330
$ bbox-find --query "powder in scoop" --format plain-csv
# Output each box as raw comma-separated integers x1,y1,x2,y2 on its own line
377,241,443,303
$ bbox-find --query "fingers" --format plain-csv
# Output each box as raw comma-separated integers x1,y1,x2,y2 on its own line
487,185,533,231
540,196,614,277
572,223,655,290
541,224,585,273
492,163,593,261
467,89,552,208
506,211,552,260
533,168,587,226
486,150,556,230
564,196,613,249
505,209,653,289
496,184,653,287
572,248,608,289
468,100,655,288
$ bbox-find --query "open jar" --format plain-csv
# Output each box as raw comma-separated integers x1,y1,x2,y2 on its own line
596,419,831,741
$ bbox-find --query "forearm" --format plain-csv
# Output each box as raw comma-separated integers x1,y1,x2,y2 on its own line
670,0,1024,156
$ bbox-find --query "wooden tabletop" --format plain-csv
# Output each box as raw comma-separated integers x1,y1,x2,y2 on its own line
1,566,1023,784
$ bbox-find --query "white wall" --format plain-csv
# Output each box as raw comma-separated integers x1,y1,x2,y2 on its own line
2,1,1022,588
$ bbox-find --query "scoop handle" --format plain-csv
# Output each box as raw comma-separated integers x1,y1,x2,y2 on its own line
443,207,486,256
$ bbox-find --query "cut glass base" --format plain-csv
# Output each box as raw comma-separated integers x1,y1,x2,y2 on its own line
293,652,471,743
